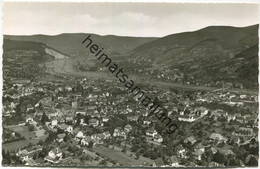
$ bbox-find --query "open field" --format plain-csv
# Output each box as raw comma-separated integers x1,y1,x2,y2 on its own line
3,125,48,152
93,145,153,166
3,140,31,152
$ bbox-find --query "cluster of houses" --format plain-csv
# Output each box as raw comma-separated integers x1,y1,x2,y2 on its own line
3,76,258,167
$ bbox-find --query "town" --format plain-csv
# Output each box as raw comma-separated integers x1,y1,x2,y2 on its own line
2,74,258,167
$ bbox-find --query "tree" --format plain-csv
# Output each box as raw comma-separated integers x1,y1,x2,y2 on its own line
41,112,49,124
212,151,226,164
2,150,7,165
64,134,72,142
28,124,35,131
38,140,44,145
246,155,258,166
226,156,240,166
5,151,11,164
88,141,94,148
33,153,38,160
2,150,6,158
121,148,126,153
99,159,107,165
45,131,57,143
39,146,49,158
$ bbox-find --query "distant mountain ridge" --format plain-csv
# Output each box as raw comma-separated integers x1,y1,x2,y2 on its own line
131,25,258,62
5,33,157,57
128,24,259,89
3,24,259,89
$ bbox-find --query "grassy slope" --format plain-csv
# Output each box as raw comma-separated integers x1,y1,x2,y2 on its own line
3,39,54,80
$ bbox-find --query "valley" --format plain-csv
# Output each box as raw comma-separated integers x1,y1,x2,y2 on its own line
2,24,259,167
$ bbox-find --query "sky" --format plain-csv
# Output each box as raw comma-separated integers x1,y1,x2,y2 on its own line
3,2,260,37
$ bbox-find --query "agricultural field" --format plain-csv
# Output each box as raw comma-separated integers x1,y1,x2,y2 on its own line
93,145,153,166
3,125,48,152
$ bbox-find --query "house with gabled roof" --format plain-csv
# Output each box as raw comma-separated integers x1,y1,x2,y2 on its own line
89,118,99,127
44,147,63,164
81,136,92,146
209,133,228,144
184,136,197,145
57,133,66,143
146,128,158,138
102,131,111,139
113,127,127,139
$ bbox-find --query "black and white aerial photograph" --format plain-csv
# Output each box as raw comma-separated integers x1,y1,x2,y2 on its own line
2,1,259,168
